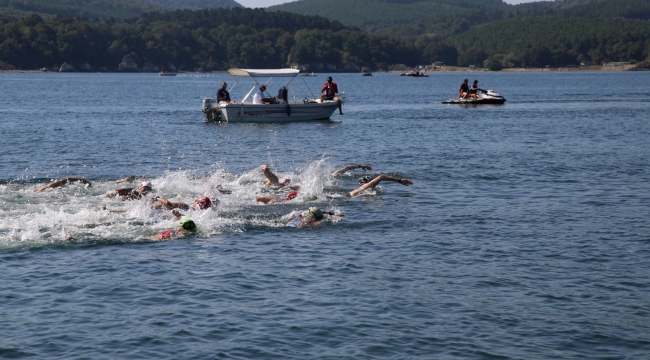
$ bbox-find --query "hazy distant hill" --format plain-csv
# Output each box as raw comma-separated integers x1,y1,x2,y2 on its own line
0,0,162,20
140,0,243,10
0,0,243,21
268,0,510,30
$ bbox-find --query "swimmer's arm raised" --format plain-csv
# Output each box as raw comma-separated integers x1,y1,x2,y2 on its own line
349,174,412,197
333,164,372,175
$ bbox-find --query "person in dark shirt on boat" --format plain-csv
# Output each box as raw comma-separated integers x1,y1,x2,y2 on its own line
217,82,234,104
468,80,486,98
320,76,343,115
459,78,470,99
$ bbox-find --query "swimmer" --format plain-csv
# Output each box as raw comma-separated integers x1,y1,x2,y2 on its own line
349,174,412,197
34,177,91,192
151,196,216,219
260,164,290,187
150,218,197,240
332,164,372,176
191,196,216,210
286,207,342,228
255,190,298,204
103,180,153,201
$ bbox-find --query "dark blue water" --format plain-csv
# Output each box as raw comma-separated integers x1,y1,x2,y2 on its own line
1,71,649,359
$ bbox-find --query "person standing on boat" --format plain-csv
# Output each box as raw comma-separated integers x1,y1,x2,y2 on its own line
320,76,343,115
217,82,234,104
253,85,275,104
459,78,470,99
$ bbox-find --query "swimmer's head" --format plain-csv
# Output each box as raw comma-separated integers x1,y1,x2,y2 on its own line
302,207,323,220
358,176,373,186
286,191,298,200
139,180,153,194
194,196,212,210
179,218,197,232
280,179,290,186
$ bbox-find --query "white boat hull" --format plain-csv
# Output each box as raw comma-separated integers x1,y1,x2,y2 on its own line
218,101,338,122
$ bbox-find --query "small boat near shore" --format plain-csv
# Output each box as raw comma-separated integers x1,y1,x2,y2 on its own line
401,71,428,77
202,68,341,123
442,90,506,105
300,72,317,77
159,69,177,76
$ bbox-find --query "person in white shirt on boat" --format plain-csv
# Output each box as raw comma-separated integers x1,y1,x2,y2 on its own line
253,85,275,104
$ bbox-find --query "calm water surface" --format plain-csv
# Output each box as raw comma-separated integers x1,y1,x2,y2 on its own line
1,71,649,359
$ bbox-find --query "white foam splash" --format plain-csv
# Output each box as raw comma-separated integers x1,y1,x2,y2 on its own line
0,160,348,246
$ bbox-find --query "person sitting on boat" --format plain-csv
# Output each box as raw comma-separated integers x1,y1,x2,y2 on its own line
468,80,486,98
320,76,343,115
103,180,153,201
253,85,275,104
286,207,342,228
459,78,470,99
349,174,412,197
217,82,234,104
150,218,197,240
34,177,91,192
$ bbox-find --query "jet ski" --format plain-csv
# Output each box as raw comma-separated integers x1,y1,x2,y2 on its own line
442,90,506,104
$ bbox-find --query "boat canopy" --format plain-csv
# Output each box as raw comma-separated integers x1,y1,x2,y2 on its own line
228,68,300,78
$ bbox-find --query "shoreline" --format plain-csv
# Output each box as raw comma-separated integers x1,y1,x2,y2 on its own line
2,65,646,74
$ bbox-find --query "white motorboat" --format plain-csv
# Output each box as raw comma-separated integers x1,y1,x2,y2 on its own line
202,68,341,123
442,90,506,104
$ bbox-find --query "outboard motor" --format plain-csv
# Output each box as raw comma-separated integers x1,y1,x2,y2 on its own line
202,97,221,121
277,86,288,103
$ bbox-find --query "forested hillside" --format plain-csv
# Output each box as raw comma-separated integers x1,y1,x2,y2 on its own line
0,9,419,71
0,0,162,21
140,0,242,10
269,0,650,67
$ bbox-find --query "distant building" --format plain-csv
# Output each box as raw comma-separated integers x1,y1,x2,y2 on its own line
118,56,139,72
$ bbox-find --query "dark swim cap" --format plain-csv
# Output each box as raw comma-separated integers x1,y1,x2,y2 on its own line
180,218,197,232
358,176,373,185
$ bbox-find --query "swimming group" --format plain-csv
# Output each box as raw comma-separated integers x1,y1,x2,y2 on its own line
32,163,413,240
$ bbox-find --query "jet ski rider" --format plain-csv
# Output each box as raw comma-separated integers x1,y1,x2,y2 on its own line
468,80,486,99
459,78,470,99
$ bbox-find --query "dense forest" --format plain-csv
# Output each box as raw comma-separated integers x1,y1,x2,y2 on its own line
269,0,650,67
1,0,650,71
0,9,420,71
